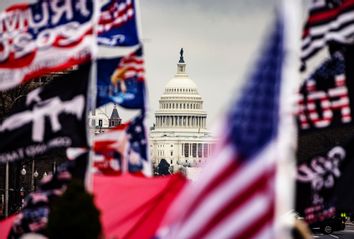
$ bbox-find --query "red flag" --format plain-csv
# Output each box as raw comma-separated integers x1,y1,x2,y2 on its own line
93,174,186,239
0,216,16,239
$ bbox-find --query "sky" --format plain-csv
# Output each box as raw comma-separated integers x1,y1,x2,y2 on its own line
140,0,276,127
0,0,311,129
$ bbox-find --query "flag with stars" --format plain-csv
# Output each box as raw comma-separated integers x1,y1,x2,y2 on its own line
97,0,140,47
93,113,151,176
126,114,149,174
156,12,286,239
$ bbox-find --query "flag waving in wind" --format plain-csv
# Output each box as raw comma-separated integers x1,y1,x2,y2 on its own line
156,11,287,239
93,113,151,176
97,47,145,109
0,0,96,90
301,0,354,70
0,62,91,163
98,0,140,47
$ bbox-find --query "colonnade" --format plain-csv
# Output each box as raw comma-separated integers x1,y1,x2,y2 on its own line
156,115,206,128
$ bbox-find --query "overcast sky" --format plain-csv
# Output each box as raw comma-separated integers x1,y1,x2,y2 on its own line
0,0,310,129
140,0,277,127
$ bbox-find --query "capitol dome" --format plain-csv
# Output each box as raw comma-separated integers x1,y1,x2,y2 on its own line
164,48,198,94
149,49,216,179
153,48,207,133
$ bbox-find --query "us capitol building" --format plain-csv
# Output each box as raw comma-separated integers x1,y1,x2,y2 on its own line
149,49,217,179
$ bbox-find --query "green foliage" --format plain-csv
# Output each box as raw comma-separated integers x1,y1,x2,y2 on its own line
47,180,102,239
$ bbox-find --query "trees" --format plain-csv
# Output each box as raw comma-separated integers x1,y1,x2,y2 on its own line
156,159,171,176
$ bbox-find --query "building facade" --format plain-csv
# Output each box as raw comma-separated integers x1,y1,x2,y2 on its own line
149,50,217,179
88,104,122,135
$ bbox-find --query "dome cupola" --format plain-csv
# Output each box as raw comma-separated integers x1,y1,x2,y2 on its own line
153,49,208,133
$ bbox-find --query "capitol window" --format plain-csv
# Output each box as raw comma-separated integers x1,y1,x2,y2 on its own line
204,143,209,157
192,143,197,157
198,143,203,157
184,143,189,157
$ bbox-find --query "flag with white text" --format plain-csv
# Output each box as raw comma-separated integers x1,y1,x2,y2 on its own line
0,0,96,90
0,63,91,163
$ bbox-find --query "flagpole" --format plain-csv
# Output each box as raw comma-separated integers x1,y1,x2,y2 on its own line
4,161,9,217
275,0,302,238
85,0,100,193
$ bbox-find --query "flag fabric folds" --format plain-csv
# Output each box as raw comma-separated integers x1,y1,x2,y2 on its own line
97,47,145,109
156,14,285,239
93,173,186,239
93,114,151,176
0,63,91,163
301,0,354,70
93,123,129,175
97,0,140,47
0,216,15,239
0,0,96,90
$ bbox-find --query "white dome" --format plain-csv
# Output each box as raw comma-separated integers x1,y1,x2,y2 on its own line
162,60,199,96
165,74,198,90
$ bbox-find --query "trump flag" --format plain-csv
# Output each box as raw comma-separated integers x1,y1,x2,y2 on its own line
0,0,96,90
97,47,145,109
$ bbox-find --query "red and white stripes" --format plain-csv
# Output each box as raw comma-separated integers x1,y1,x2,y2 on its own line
301,0,354,66
158,144,276,239
117,53,145,81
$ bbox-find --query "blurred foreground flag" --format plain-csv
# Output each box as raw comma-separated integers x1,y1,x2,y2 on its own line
0,63,91,163
156,12,289,239
93,173,186,239
0,0,96,90
93,114,151,176
97,46,145,109
97,0,140,47
301,0,354,70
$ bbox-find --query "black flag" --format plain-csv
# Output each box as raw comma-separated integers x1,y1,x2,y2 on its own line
296,52,354,133
0,63,91,163
296,135,354,223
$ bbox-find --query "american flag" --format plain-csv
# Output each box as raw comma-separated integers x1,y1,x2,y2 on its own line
93,114,151,176
98,0,135,34
301,0,354,70
93,123,129,175
111,47,145,87
156,14,285,239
